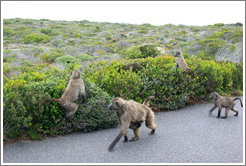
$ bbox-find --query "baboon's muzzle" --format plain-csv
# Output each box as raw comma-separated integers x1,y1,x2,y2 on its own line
108,103,112,110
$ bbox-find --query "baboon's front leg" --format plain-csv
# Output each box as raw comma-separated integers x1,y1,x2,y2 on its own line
209,105,217,115
123,135,128,143
217,107,222,118
149,129,155,135
108,131,124,151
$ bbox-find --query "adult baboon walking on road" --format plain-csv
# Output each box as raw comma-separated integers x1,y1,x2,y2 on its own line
39,70,86,120
108,96,156,151
209,92,243,118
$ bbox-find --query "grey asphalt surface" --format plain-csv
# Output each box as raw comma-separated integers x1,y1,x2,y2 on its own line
3,97,244,164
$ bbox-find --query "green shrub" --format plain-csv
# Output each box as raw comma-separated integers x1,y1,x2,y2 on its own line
122,45,158,59
85,60,143,100
40,28,53,36
55,55,79,65
3,63,11,76
40,51,63,63
76,54,94,62
23,33,51,44
3,67,118,141
85,56,243,111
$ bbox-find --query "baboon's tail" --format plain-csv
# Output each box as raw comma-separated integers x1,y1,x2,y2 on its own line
39,99,62,106
143,96,155,106
234,98,243,107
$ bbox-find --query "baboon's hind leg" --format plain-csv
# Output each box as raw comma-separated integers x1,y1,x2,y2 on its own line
65,102,79,118
231,107,239,116
130,128,140,142
145,112,157,135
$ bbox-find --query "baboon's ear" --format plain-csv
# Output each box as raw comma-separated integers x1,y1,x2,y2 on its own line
214,93,218,97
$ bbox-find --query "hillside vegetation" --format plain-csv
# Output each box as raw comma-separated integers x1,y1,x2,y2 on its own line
3,18,243,142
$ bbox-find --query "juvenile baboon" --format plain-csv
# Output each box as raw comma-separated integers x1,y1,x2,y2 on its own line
108,96,156,151
122,63,142,72
174,51,193,74
39,70,86,120
209,92,243,118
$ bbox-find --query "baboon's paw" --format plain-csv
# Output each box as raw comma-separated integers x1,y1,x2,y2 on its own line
149,129,155,135
221,116,227,119
129,137,139,142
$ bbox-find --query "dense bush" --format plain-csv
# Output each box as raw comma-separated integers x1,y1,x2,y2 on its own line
40,51,63,63
3,67,118,141
85,56,243,111
122,45,159,59
23,33,51,44
76,54,95,62
55,55,80,65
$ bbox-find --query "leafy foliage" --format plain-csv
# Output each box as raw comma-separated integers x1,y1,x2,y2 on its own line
85,56,243,111
3,67,117,141
122,44,158,59
23,33,51,44
55,55,80,65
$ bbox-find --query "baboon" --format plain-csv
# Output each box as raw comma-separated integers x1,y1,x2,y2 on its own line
209,92,243,119
174,51,193,74
39,70,86,120
122,63,142,72
112,38,118,42
108,96,156,151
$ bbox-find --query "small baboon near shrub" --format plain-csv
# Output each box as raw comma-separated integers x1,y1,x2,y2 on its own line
174,51,193,74
209,92,243,118
108,96,156,151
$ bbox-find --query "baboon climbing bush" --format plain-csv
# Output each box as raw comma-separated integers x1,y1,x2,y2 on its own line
39,70,86,120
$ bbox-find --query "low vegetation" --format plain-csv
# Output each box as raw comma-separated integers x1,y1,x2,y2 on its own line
3,18,243,142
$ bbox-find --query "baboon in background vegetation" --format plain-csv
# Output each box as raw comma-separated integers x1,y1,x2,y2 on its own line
108,96,156,151
39,70,86,120
174,51,193,74
122,62,142,72
209,92,243,118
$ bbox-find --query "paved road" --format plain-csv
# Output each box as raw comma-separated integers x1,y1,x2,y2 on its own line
3,97,244,164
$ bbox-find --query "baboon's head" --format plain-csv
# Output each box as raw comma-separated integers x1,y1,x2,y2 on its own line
174,51,182,57
210,92,219,100
108,98,125,111
72,70,81,79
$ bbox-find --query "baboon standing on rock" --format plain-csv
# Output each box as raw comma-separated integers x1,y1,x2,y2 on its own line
39,70,86,120
174,51,193,74
209,92,243,118
108,96,156,151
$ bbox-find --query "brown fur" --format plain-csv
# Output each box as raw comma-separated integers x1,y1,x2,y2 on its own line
122,63,142,72
174,51,193,74
209,92,243,118
39,70,86,119
108,96,156,151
